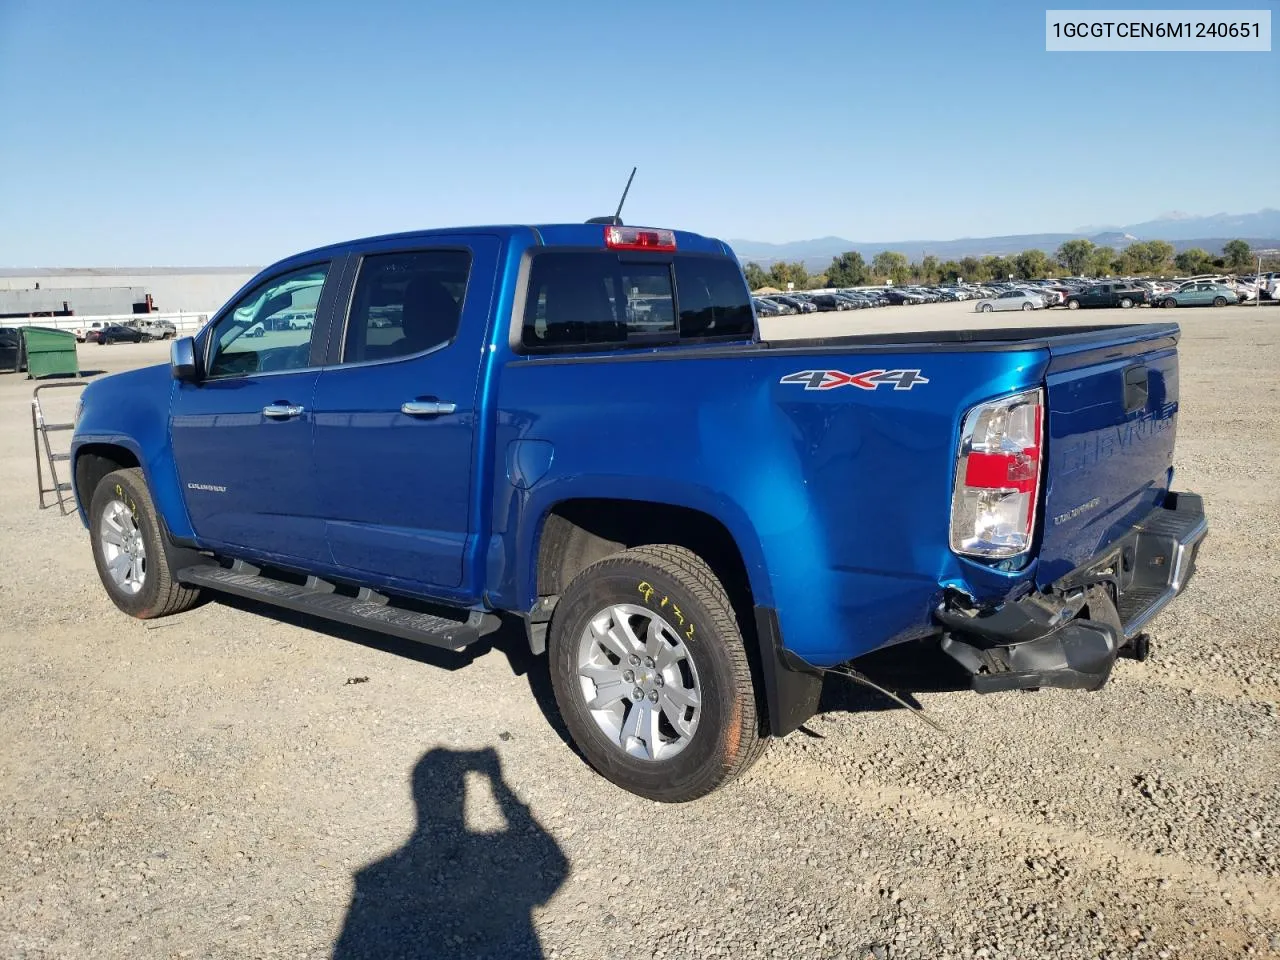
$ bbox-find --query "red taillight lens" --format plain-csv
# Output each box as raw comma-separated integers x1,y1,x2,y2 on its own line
949,389,1043,559
604,226,677,251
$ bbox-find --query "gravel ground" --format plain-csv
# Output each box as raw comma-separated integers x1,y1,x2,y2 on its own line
1,304,1277,960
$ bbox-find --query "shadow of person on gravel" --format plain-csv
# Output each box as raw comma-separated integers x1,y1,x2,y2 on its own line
333,746,567,960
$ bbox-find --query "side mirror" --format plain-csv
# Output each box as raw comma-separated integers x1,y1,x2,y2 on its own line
171,336,198,381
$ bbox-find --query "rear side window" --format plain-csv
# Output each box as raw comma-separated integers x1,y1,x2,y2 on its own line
673,257,754,339
342,249,472,364
521,252,753,349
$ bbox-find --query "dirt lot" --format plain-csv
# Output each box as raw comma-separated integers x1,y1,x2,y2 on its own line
1,304,1277,959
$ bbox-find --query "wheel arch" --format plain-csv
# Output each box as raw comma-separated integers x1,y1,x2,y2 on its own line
73,441,143,525
522,494,818,737
72,437,194,543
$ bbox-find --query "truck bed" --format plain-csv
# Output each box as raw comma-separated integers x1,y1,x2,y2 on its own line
758,308,1155,342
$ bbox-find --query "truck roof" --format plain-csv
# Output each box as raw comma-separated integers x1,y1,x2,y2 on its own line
281,224,732,267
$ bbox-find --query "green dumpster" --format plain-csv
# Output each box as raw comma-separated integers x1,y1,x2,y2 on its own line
22,326,79,379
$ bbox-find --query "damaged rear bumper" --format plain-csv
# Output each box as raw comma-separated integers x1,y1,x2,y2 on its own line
937,491,1207,693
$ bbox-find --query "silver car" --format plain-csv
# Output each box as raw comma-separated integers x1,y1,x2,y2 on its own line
974,290,1045,313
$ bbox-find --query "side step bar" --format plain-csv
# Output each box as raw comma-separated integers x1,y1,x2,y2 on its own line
176,561,499,651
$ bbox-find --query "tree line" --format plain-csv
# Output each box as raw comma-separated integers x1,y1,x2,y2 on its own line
743,238,1271,291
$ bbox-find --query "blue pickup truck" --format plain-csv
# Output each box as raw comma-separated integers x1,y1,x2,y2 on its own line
71,222,1207,801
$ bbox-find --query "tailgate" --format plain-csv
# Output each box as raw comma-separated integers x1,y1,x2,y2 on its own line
1036,323,1180,586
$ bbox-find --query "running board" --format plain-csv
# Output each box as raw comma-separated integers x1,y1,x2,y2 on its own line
176,562,498,651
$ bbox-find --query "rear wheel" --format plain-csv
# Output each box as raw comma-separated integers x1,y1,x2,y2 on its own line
1120,297,1134,309
548,544,764,802
1213,296,1228,307
1021,302,1033,311
89,468,203,619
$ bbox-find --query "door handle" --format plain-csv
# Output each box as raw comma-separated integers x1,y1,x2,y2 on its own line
262,403,305,419
401,400,457,417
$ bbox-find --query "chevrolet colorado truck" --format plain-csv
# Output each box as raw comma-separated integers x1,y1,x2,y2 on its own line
71,222,1207,801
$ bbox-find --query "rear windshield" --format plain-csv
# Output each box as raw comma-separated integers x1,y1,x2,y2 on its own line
521,252,753,349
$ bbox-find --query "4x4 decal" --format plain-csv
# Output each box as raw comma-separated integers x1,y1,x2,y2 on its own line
779,369,929,391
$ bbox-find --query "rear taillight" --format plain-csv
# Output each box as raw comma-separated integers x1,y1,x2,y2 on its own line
604,225,677,251
949,389,1044,559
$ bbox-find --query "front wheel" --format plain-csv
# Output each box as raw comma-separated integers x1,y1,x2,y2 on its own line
548,544,765,802
1163,298,1178,309
1021,302,1033,311
980,303,993,313
1066,299,1080,310
1213,296,1228,307
89,467,203,619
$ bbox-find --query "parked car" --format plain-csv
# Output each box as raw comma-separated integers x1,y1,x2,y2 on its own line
70,221,1206,802
74,321,106,343
97,324,150,345
974,290,1044,312
752,297,783,318
809,294,853,311
0,326,27,373
1063,283,1149,310
882,289,925,305
771,295,817,314
1157,283,1240,308
834,293,872,309
141,318,178,340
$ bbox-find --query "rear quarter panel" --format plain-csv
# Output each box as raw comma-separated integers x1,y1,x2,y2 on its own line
493,345,1049,666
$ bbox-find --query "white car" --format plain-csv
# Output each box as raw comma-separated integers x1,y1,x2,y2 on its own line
974,290,1045,313
74,320,105,342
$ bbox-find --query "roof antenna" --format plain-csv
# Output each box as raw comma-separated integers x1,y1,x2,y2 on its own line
587,167,636,226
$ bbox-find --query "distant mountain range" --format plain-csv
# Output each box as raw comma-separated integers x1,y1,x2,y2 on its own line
729,209,1280,267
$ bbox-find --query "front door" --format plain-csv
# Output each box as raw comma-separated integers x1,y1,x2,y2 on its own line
310,236,501,599
170,260,338,564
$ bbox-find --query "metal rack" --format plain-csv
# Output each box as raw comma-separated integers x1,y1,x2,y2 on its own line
31,381,88,515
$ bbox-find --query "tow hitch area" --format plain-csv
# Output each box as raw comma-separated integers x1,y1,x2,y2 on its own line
939,586,1122,692
936,491,1206,694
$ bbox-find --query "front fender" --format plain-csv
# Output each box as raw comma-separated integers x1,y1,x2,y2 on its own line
71,365,192,539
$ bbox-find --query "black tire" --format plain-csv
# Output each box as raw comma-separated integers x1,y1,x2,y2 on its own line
1163,298,1178,309
1021,302,1033,311
1066,299,1080,310
1120,297,1133,309
1212,296,1227,307
89,467,202,619
548,544,765,802
980,303,993,313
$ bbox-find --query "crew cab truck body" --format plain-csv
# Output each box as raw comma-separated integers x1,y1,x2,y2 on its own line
71,223,1207,801
1064,282,1149,310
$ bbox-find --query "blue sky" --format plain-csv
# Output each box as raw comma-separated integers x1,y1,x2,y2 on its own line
1,0,1276,265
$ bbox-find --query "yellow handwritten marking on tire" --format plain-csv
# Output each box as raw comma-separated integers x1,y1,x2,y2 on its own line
638,582,697,643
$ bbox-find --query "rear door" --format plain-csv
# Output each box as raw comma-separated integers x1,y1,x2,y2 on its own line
1036,324,1180,585
309,235,501,600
